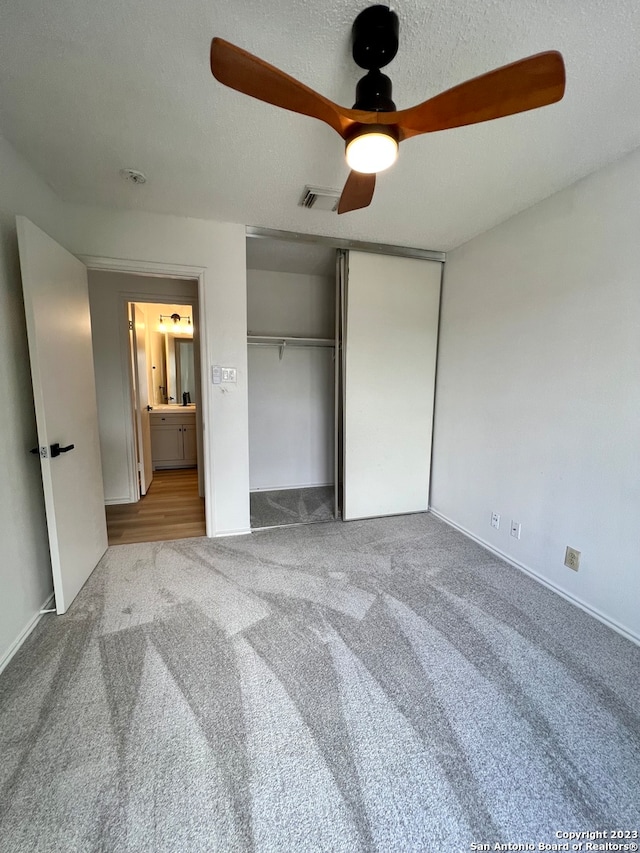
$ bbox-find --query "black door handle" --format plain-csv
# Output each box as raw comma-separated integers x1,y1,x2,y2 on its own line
50,442,75,458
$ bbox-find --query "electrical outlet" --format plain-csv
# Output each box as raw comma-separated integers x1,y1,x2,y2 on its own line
564,546,580,572
510,520,521,539
491,512,500,530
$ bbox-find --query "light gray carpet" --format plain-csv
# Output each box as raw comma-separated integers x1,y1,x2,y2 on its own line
250,485,336,529
1,513,639,853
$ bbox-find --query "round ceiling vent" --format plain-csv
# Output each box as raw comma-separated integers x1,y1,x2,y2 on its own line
120,168,147,185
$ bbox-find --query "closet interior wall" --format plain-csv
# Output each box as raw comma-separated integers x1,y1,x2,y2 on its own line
246,265,336,495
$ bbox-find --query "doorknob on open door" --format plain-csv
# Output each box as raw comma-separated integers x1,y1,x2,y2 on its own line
50,442,75,458
30,444,75,457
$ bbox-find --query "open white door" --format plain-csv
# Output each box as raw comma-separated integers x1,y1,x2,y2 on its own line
343,251,442,521
17,216,108,614
130,304,154,496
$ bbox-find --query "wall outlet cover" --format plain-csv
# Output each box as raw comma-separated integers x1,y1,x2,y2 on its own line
510,520,521,539
491,512,500,529
564,546,581,572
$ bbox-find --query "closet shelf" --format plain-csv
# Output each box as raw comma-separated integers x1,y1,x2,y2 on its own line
247,334,335,346
247,334,336,360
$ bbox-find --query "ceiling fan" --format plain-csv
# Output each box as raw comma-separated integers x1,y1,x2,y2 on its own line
210,5,565,214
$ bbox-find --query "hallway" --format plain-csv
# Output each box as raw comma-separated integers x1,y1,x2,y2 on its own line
105,469,205,544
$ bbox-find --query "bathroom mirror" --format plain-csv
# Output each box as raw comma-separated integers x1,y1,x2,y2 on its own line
175,339,195,403
150,332,194,405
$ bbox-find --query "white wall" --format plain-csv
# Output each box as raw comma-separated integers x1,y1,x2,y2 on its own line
247,269,334,338
88,273,197,502
247,269,335,490
248,347,335,490
59,205,250,536
0,136,64,669
431,147,640,642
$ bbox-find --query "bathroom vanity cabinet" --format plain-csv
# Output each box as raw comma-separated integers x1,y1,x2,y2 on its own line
150,409,197,469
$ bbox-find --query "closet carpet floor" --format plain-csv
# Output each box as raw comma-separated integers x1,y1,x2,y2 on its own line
250,484,336,529
1,513,639,852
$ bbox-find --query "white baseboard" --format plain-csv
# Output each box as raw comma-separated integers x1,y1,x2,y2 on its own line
250,482,334,493
429,509,640,647
214,527,252,538
0,592,55,676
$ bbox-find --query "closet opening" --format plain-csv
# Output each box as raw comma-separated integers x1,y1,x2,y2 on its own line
246,237,339,530
245,226,444,531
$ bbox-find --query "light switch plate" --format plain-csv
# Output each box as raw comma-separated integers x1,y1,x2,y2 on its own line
221,367,237,383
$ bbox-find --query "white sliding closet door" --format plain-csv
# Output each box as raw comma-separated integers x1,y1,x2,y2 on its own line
343,251,441,520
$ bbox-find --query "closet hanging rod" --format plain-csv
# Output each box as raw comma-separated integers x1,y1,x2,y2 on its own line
247,335,336,361
247,335,335,347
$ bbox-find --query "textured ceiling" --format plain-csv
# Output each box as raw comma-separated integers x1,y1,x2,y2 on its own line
1,0,640,251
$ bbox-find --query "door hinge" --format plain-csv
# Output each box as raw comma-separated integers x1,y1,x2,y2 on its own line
128,319,134,331
137,462,143,472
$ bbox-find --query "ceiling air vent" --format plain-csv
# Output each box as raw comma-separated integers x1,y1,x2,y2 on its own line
300,185,341,212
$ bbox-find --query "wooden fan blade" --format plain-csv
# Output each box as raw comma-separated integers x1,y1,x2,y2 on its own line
211,38,355,139
390,51,565,139
337,171,376,214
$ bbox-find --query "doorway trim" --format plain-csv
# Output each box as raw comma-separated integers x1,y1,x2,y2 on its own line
80,255,212,538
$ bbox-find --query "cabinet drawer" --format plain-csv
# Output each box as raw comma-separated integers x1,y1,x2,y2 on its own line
150,411,196,425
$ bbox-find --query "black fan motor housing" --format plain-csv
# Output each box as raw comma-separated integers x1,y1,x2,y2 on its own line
353,70,396,111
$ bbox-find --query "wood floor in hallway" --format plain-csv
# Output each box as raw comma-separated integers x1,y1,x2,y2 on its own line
106,468,205,545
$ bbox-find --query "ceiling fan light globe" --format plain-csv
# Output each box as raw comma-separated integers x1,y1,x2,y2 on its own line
346,132,398,174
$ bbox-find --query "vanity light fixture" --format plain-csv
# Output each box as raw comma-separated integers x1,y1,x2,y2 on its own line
158,313,193,336
159,313,192,326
